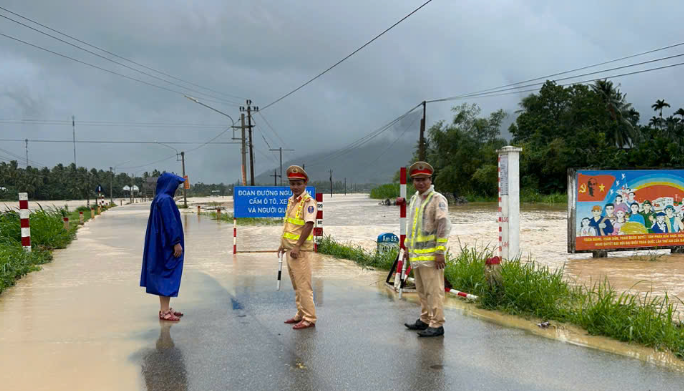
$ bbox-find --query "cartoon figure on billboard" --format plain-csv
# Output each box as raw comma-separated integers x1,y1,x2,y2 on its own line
578,217,597,237
573,169,684,252
628,203,646,226
612,204,629,235
589,205,614,236
652,212,669,234
664,205,683,233
640,200,656,230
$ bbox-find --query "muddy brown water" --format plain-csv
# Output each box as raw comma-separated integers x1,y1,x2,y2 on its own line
210,194,684,303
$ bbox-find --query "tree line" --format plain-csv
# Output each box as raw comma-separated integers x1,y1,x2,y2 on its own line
420,80,684,200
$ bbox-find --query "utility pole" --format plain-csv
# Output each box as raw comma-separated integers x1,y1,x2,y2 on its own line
24,139,29,168
72,115,77,166
240,114,247,185
419,101,426,161
329,169,333,198
180,151,187,208
240,100,259,186
270,169,280,186
109,167,113,205
270,147,295,185
344,178,347,196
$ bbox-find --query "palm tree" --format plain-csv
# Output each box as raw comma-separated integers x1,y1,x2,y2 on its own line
649,116,663,129
591,80,637,147
675,108,684,119
651,99,671,118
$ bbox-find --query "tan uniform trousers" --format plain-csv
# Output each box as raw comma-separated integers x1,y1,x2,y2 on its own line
413,265,445,328
287,251,316,323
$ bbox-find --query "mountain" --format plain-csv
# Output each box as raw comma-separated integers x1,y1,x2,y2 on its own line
255,138,415,185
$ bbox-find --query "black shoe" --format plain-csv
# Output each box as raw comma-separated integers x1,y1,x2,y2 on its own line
404,319,429,331
418,326,444,337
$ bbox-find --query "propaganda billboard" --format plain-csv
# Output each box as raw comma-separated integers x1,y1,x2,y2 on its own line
568,169,684,253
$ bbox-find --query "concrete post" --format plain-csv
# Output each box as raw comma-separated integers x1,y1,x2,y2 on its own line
497,146,522,260
19,193,31,252
79,211,84,224
63,217,69,231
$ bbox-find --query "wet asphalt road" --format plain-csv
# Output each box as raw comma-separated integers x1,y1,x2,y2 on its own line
1,203,683,390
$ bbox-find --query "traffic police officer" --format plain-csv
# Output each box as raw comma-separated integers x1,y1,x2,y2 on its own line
278,165,317,330
403,161,452,337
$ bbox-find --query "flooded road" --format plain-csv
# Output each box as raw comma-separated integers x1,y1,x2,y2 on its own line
226,194,684,301
2,202,684,390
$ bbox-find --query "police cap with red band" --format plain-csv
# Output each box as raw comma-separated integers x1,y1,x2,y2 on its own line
408,161,434,178
286,165,308,181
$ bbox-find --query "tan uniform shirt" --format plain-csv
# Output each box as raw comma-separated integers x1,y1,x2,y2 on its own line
281,193,317,251
406,185,452,268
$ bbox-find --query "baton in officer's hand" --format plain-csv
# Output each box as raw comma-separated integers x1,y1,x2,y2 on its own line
277,252,283,291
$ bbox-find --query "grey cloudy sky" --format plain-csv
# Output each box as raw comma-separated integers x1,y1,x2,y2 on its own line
1,0,683,183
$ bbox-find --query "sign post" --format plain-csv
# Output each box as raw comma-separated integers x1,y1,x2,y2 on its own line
497,146,522,260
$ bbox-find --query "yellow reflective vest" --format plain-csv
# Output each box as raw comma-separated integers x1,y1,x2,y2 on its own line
281,193,316,251
406,186,451,267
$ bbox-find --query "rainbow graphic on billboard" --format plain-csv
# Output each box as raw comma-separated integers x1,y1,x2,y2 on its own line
570,169,684,252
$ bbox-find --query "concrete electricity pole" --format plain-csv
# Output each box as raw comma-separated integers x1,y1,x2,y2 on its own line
240,114,247,185
329,169,333,198
109,167,113,205
180,151,187,208
24,139,29,168
240,100,259,186
270,169,280,185
72,116,77,166
419,101,426,161
269,147,295,186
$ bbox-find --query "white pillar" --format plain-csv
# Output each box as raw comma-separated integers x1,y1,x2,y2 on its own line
497,146,522,260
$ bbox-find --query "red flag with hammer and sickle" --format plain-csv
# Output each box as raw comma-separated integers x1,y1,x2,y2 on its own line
577,173,615,202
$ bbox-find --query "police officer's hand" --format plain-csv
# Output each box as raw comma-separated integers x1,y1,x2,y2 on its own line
435,254,446,270
290,245,300,259
402,250,408,263
277,245,284,257
173,243,183,258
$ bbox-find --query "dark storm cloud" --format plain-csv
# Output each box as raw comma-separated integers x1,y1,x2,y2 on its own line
1,0,683,182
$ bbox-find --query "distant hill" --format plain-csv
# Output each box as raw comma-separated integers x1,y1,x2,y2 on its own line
255,138,415,185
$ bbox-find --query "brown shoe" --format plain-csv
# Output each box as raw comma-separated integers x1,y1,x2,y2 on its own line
284,317,301,324
293,320,315,330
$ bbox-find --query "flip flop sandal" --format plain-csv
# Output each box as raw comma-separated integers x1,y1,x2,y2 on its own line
159,310,181,322
293,320,315,330
159,309,184,317
284,318,302,324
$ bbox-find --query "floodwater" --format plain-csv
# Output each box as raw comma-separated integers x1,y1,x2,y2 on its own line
2,203,684,391
222,194,684,302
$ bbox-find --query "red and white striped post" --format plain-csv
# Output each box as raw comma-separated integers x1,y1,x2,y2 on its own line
19,193,31,252
394,167,408,289
314,193,324,252
79,211,84,224
63,217,69,231
497,146,522,260
233,217,237,254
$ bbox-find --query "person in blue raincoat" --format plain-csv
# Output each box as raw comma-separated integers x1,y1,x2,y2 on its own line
140,172,186,322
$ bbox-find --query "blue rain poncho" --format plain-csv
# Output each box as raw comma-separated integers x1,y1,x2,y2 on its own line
140,173,185,297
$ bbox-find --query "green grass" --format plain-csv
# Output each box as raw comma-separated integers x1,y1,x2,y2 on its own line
203,211,282,226
369,183,416,200
0,203,112,294
320,236,684,359
317,235,397,270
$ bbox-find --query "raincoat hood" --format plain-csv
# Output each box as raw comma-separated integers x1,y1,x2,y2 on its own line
156,172,185,197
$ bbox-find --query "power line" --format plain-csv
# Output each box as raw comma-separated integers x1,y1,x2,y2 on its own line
0,119,228,128
0,32,236,106
427,61,684,103
256,112,288,148
261,0,434,110
0,5,245,101
0,12,241,106
0,138,238,145
462,40,684,98
366,114,421,167
427,52,684,103
304,103,422,167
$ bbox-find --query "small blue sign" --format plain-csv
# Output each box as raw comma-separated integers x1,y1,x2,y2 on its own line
234,186,316,218
96,185,103,193
377,232,399,253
